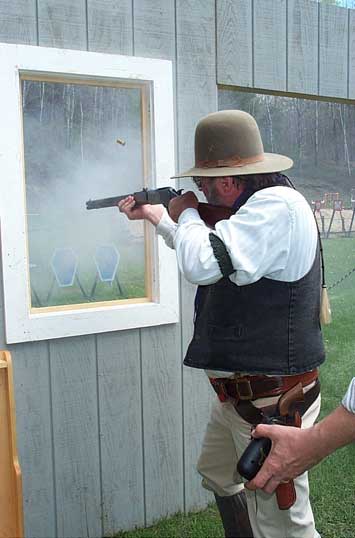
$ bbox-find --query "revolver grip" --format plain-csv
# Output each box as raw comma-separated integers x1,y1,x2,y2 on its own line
237,437,272,481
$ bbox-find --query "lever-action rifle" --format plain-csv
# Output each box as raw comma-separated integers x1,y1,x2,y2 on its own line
86,187,234,228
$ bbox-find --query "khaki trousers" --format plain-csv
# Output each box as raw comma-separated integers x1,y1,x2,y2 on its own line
197,392,321,538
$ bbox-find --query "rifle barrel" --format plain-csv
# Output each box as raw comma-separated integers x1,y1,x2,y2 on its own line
86,195,128,210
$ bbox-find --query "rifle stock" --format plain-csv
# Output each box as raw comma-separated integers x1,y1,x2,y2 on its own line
196,203,234,228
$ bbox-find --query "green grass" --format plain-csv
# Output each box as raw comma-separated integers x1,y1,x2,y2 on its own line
311,237,355,538
114,506,223,538
114,237,355,538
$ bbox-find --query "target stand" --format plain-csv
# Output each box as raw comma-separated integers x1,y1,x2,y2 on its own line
347,188,355,237
326,199,346,238
90,245,124,299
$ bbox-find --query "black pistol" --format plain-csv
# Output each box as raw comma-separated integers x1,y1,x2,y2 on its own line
237,434,272,481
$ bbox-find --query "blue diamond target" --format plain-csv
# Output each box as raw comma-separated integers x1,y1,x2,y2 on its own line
95,245,120,282
51,248,78,287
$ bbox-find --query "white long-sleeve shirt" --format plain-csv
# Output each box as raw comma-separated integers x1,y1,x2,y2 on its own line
157,186,318,285
156,185,319,377
343,378,355,414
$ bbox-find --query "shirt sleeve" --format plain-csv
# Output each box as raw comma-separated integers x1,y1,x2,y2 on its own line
342,378,355,414
156,209,178,249
173,191,292,286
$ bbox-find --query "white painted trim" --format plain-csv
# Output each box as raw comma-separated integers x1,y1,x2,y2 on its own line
0,43,179,343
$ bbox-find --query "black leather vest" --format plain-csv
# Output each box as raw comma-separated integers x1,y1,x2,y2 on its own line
183,195,326,375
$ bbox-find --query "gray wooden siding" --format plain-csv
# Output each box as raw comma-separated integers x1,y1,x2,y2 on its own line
319,3,348,98
175,0,217,511
288,0,318,95
217,0,253,88
0,1,354,537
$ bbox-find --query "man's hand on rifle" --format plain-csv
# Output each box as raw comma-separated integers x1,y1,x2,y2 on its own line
118,195,164,226
168,191,199,222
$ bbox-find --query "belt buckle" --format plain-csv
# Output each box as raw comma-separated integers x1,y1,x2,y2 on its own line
234,376,253,400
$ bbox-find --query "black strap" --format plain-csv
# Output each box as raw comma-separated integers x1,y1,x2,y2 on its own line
209,232,235,277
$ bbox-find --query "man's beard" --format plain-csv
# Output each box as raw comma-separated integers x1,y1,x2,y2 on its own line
205,182,223,205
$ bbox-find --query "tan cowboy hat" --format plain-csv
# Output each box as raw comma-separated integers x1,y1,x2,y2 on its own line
172,110,293,178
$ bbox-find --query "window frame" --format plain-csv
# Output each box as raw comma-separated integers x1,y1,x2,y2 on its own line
0,43,178,343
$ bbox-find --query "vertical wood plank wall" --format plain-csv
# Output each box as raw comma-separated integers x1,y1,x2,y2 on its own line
0,1,353,536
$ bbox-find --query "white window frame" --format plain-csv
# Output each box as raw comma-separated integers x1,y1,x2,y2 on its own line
0,43,179,343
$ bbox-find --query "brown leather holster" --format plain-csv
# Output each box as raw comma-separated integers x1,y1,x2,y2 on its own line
234,381,320,510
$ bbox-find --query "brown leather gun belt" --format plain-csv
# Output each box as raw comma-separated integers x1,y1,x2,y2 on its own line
209,368,319,405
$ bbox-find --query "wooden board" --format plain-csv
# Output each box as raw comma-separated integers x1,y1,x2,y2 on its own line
49,336,102,538
133,2,184,522
37,0,87,49
97,331,145,533
87,0,133,54
10,342,56,537
217,0,253,87
134,0,175,60
0,0,37,45
253,0,287,91
176,0,216,510
0,5,57,536
348,9,355,99
319,3,348,98
288,0,318,95
141,325,184,523
0,351,24,538
180,280,214,510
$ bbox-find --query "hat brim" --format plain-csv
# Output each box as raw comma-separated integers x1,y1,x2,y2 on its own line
171,153,293,178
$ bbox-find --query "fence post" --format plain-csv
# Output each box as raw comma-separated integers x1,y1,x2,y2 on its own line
0,350,24,538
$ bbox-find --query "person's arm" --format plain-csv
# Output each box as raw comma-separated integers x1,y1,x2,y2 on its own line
170,189,293,286
246,402,355,494
118,195,178,249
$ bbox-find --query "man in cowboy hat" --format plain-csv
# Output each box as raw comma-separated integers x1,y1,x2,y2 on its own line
118,110,325,538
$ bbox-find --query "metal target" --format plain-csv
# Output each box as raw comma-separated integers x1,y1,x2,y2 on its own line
94,245,120,282
51,248,78,287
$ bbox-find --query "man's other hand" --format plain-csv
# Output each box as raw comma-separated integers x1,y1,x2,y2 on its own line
168,191,199,222
118,195,164,226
